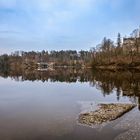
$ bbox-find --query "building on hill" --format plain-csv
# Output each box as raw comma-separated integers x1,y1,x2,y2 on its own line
122,37,140,54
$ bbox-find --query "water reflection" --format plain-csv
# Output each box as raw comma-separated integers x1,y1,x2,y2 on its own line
0,68,140,140
0,68,93,82
0,68,140,107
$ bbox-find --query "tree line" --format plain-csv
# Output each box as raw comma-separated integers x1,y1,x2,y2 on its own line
92,27,140,69
0,50,93,71
0,27,140,70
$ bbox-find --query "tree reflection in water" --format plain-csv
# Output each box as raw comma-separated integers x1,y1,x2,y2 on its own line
0,67,140,110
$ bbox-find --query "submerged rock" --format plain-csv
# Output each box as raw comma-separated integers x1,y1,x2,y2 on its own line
79,103,136,126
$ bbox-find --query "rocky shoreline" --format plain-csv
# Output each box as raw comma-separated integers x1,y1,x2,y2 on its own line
79,103,136,126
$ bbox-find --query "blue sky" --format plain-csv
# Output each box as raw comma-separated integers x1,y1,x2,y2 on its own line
0,0,140,54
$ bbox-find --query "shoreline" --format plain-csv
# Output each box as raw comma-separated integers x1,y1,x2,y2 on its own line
93,65,140,71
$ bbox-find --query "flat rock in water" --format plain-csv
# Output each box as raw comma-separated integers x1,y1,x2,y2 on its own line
79,103,136,126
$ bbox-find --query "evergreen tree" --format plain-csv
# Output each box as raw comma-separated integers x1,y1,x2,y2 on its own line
117,33,121,48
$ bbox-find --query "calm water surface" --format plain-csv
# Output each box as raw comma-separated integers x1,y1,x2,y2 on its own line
0,69,140,140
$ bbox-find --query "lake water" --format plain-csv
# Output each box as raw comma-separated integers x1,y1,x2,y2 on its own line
0,68,140,140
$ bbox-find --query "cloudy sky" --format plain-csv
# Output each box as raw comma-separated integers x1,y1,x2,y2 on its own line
0,0,140,54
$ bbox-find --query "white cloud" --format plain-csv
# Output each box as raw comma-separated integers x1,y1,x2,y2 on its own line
0,47,12,55
0,0,102,40
15,0,95,33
